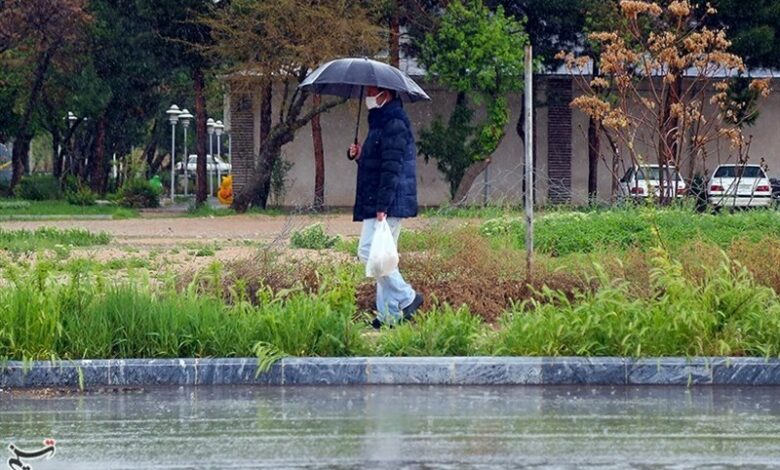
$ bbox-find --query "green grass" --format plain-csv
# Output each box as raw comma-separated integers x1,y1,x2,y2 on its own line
482,208,780,256
375,305,488,356
422,204,523,219
3,207,780,361
491,250,780,357
0,263,368,360
185,204,284,218
4,244,780,360
0,199,137,219
290,223,340,250
0,227,111,253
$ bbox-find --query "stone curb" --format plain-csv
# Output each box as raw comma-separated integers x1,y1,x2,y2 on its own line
1,357,779,388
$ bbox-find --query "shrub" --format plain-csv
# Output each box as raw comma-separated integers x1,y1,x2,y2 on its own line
290,223,339,250
65,186,97,206
119,179,160,208
0,263,368,361
15,174,61,201
376,305,488,356
492,249,780,357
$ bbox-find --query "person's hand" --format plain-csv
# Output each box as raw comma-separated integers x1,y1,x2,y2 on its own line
376,211,386,221
348,143,362,160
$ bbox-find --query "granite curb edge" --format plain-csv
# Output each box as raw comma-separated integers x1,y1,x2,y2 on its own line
1,357,779,388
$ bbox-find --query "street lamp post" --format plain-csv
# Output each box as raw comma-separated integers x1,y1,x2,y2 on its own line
179,109,193,196
66,112,78,176
215,120,224,189
207,118,215,196
166,104,182,200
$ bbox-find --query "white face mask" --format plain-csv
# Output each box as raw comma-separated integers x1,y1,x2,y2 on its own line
365,92,386,110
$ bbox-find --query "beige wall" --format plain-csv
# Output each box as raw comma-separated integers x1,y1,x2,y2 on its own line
233,77,780,208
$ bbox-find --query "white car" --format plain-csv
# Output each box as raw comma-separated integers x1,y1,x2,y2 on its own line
618,164,687,200
708,164,772,208
175,154,231,173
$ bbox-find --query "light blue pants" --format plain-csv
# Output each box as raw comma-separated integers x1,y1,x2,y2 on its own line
358,217,416,324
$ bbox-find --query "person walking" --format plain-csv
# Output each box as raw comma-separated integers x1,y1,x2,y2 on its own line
349,86,424,328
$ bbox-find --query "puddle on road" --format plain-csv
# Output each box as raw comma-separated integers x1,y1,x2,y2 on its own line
2,385,779,469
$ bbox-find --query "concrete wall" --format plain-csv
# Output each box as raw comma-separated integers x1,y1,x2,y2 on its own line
228,77,780,208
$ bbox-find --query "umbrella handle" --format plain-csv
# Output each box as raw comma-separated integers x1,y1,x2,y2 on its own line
348,86,364,161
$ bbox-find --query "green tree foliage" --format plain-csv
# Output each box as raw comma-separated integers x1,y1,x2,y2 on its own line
202,0,383,211
487,0,586,70
708,1,780,129
709,0,780,69
418,0,532,202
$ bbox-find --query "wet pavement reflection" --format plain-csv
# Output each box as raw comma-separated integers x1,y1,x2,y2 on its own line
2,385,780,469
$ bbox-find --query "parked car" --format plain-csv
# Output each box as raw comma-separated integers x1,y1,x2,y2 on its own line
618,164,687,200
175,154,231,174
770,177,780,206
708,164,772,208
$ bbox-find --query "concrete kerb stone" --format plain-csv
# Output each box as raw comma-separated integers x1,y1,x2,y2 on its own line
2,357,780,388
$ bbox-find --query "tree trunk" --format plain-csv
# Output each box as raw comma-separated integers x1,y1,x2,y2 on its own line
233,130,294,211
657,73,682,205
587,62,601,204
587,116,600,204
9,137,30,194
144,118,160,176
389,7,400,68
9,49,53,193
452,159,490,205
52,131,62,179
259,83,274,202
194,66,208,205
233,82,342,212
312,94,325,209
601,126,620,201
90,113,107,194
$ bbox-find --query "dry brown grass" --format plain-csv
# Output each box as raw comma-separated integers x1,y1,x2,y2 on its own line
178,250,328,304
356,227,588,322
729,238,780,294
176,226,780,324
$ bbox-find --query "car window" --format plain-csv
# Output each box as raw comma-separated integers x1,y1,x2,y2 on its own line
714,166,765,178
636,167,682,181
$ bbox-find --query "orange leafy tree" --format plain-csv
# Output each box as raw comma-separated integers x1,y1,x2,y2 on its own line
557,0,771,203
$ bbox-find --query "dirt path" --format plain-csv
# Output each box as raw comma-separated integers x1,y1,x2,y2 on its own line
0,214,437,245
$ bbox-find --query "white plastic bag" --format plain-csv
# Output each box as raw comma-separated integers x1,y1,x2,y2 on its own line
365,219,399,278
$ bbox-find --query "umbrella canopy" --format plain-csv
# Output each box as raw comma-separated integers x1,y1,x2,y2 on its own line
299,57,430,102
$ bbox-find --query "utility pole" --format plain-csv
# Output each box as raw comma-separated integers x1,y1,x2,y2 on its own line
524,44,534,283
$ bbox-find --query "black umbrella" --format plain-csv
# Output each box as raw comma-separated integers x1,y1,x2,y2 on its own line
299,57,430,158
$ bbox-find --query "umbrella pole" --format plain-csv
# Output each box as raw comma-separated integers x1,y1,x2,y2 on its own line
348,86,364,161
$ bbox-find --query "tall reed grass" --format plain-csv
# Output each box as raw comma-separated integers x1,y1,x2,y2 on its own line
0,263,368,361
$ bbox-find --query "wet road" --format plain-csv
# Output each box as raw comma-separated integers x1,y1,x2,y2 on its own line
1,385,780,469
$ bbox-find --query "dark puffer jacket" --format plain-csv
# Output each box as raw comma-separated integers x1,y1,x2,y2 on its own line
353,98,418,222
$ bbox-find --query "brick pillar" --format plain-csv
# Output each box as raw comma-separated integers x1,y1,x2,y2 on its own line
547,77,573,204
229,90,255,196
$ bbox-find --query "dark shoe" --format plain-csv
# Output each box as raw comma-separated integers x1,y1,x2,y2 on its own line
371,318,383,330
402,293,424,321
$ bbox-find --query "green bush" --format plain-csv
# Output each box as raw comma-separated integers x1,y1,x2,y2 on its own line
15,174,61,201
376,306,488,356
119,179,160,208
492,250,780,357
290,223,339,250
66,186,97,206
